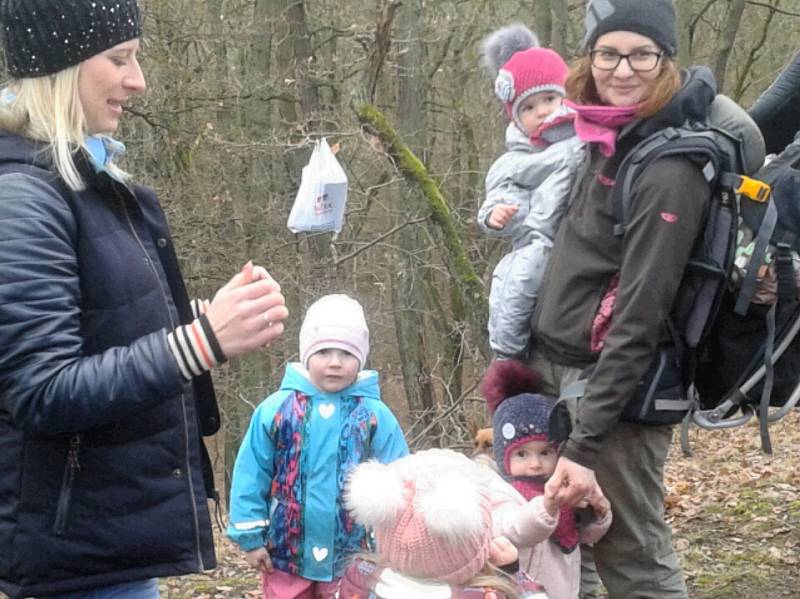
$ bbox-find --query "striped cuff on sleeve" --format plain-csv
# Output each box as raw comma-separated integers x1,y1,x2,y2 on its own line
167,314,227,380
190,298,211,318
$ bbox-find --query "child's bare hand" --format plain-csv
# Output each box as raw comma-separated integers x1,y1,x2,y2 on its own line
244,547,273,573
542,480,561,518
488,535,518,567
487,204,519,229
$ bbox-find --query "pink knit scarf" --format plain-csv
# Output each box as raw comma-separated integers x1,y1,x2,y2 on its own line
511,477,579,554
564,100,642,157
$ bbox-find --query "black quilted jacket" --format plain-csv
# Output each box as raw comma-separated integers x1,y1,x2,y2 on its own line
0,131,219,598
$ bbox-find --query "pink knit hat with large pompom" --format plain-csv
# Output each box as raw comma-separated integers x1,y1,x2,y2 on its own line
480,24,568,132
494,48,568,121
344,449,493,585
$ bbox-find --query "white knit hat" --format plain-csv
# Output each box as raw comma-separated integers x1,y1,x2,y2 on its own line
299,294,370,368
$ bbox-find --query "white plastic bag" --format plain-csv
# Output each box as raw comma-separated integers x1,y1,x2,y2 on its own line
287,138,348,233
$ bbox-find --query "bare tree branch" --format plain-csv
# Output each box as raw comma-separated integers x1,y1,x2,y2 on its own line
359,0,402,102
746,0,800,17
333,217,426,266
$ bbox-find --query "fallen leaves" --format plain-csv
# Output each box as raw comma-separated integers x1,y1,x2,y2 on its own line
666,411,800,597
158,412,800,597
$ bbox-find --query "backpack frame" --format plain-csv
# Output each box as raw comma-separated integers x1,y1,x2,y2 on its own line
612,123,800,454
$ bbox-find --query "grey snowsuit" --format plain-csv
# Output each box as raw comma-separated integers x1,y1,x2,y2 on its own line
478,120,584,357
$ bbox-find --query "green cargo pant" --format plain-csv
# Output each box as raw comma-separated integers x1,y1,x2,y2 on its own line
530,353,689,599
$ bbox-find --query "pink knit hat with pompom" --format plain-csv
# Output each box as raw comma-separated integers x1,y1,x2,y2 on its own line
480,24,569,135
345,449,493,585
495,47,568,122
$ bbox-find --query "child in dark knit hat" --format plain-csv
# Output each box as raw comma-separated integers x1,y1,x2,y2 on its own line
477,24,585,359
482,360,612,599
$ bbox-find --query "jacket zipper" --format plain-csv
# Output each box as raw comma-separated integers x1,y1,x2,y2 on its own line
53,434,81,535
121,196,205,571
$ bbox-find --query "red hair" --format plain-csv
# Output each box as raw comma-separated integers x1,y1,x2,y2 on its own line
565,55,681,118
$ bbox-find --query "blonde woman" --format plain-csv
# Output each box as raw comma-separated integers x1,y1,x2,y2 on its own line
0,1,288,597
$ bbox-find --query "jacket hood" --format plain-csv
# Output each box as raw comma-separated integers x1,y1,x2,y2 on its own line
633,66,765,174
0,129,51,171
504,122,535,152
279,362,381,400
504,104,576,152
636,66,717,137
373,567,453,599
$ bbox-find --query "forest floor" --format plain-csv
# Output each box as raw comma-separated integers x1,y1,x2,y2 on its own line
155,411,800,598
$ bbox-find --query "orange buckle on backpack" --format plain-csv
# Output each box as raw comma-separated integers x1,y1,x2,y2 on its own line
736,176,771,202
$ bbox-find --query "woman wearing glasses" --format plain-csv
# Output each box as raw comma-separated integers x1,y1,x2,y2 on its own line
526,0,755,597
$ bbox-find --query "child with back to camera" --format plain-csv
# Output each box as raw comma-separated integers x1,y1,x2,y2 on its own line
227,294,409,599
340,448,550,599
478,24,584,359
482,360,612,599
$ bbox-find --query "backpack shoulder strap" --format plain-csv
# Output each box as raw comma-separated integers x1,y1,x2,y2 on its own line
613,125,770,237
612,127,725,237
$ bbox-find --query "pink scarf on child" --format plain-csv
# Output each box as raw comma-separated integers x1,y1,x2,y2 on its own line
511,477,579,554
564,100,642,157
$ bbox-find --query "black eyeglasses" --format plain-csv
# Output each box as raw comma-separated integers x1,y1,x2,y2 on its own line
589,49,664,72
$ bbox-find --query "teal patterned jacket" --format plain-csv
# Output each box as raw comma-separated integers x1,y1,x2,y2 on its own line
227,363,408,581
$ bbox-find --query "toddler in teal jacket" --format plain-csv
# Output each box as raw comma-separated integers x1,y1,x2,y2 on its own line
228,294,408,598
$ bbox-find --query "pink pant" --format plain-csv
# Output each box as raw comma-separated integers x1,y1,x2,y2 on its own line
261,570,340,599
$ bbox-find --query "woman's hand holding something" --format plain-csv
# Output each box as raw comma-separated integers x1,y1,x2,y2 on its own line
588,492,611,520
206,262,289,358
544,456,603,509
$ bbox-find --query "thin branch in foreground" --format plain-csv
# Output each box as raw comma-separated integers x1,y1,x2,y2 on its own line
334,217,427,266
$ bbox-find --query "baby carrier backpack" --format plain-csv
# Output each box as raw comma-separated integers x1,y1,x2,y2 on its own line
609,96,800,454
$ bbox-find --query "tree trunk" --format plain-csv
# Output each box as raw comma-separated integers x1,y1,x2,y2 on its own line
550,0,569,57
392,0,436,418
533,0,552,48
287,0,321,120
676,0,697,67
713,0,748,93
355,103,491,360
272,0,334,293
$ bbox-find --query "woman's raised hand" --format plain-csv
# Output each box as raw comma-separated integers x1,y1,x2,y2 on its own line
205,262,289,358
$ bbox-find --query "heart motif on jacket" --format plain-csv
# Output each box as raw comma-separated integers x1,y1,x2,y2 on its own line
312,546,329,562
318,404,335,419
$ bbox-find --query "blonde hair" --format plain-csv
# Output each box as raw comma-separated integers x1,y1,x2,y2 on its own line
356,555,522,598
565,55,682,118
469,564,522,598
0,66,130,191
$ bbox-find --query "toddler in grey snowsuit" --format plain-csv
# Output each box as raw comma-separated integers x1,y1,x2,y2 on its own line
478,25,584,358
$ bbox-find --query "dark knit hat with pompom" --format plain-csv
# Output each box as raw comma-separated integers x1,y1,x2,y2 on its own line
480,359,555,476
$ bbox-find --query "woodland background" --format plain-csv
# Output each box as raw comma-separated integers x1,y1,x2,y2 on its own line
3,0,800,596
109,0,800,492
